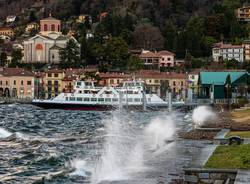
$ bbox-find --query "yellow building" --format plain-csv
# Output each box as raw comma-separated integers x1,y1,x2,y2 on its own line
136,70,187,99
44,69,65,98
0,27,14,37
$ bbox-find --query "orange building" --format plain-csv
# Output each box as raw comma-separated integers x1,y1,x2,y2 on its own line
0,27,14,37
0,68,35,98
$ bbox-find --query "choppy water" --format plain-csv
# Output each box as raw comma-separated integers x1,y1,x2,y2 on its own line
0,104,212,184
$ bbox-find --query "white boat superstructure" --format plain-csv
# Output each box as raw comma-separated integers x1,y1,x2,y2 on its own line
32,80,183,110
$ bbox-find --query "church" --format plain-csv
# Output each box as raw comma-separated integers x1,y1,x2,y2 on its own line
23,15,79,64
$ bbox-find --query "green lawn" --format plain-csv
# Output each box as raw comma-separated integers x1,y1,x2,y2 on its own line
205,145,250,169
226,131,250,138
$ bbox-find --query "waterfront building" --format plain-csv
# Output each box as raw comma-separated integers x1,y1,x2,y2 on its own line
0,68,35,98
0,27,14,37
236,6,250,23
157,50,175,67
212,42,244,62
6,15,16,23
23,15,80,64
136,70,187,99
44,69,65,99
198,71,249,101
187,71,200,99
243,39,250,61
99,72,132,87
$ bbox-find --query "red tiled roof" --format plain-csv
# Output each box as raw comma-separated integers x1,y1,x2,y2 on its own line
99,72,132,78
139,51,161,58
46,69,64,74
137,70,187,79
213,42,243,49
0,68,34,77
158,50,175,56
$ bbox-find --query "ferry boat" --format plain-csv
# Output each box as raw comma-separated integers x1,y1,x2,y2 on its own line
32,80,183,111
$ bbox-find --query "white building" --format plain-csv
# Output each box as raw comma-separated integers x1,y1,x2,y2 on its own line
212,42,244,62
23,15,79,64
6,15,16,23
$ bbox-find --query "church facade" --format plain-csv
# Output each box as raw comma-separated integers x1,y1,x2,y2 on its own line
23,16,79,64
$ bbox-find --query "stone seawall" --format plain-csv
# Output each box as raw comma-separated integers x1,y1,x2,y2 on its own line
184,168,237,184
0,98,32,104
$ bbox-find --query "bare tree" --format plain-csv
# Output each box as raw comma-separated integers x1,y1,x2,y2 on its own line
132,23,164,50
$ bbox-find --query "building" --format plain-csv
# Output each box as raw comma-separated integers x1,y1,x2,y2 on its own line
158,50,175,67
99,72,132,87
243,39,250,61
136,70,187,100
212,42,244,62
0,27,14,37
187,71,200,100
44,69,65,99
23,15,80,63
236,6,250,23
25,22,39,33
6,15,16,23
0,68,35,98
77,15,92,24
198,71,249,101
139,50,176,69
139,51,161,69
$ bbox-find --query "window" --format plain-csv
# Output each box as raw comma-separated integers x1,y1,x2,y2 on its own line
66,97,69,101
69,97,75,101
44,24,48,31
54,81,58,85
127,98,133,102
105,98,112,102
0,81,2,85
155,80,159,83
181,81,184,86
51,24,55,31
173,81,176,86
48,73,52,77
48,81,52,85
27,81,32,85
110,79,114,84
77,97,82,101
98,98,104,102
167,58,171,61
6,81,8,85
13,80,16,85
54,73,59,77
21,80,24,85
91,98,97,102
58,25,60,31
77,82,81,86
112,98,118,102
84,98,90,101
134,98,141,102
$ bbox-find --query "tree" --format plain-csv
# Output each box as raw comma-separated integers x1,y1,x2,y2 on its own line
9,49,23,67
29,10,37,22
163,20,177,51
127,55,143,73
105,37,130,70
0,52,7,66
132,23,164,50
59,39,81,68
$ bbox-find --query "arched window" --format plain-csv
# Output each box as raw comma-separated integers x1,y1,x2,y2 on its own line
51,24,55,31
36,44,43,50
44,24,48,31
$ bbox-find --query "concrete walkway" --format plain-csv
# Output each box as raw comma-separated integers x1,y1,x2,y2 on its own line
235,170,250,184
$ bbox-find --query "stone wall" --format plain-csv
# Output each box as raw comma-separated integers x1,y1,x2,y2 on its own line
184,168,237,184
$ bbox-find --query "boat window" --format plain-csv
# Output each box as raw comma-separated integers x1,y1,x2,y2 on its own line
69,97,75,101
79,90,82,94
105,98,112,102
98,98,104,102
84,98,90,101
112,98,118,102
91,98,97,102
122,99,126,102
66,97,69,101
77,97,83,101
77,82,81,86
134,98,141,102
127,98,133,102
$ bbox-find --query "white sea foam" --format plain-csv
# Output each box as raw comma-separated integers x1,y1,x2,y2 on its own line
0,127,12,138
192,106,217,128
69,159,87,177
